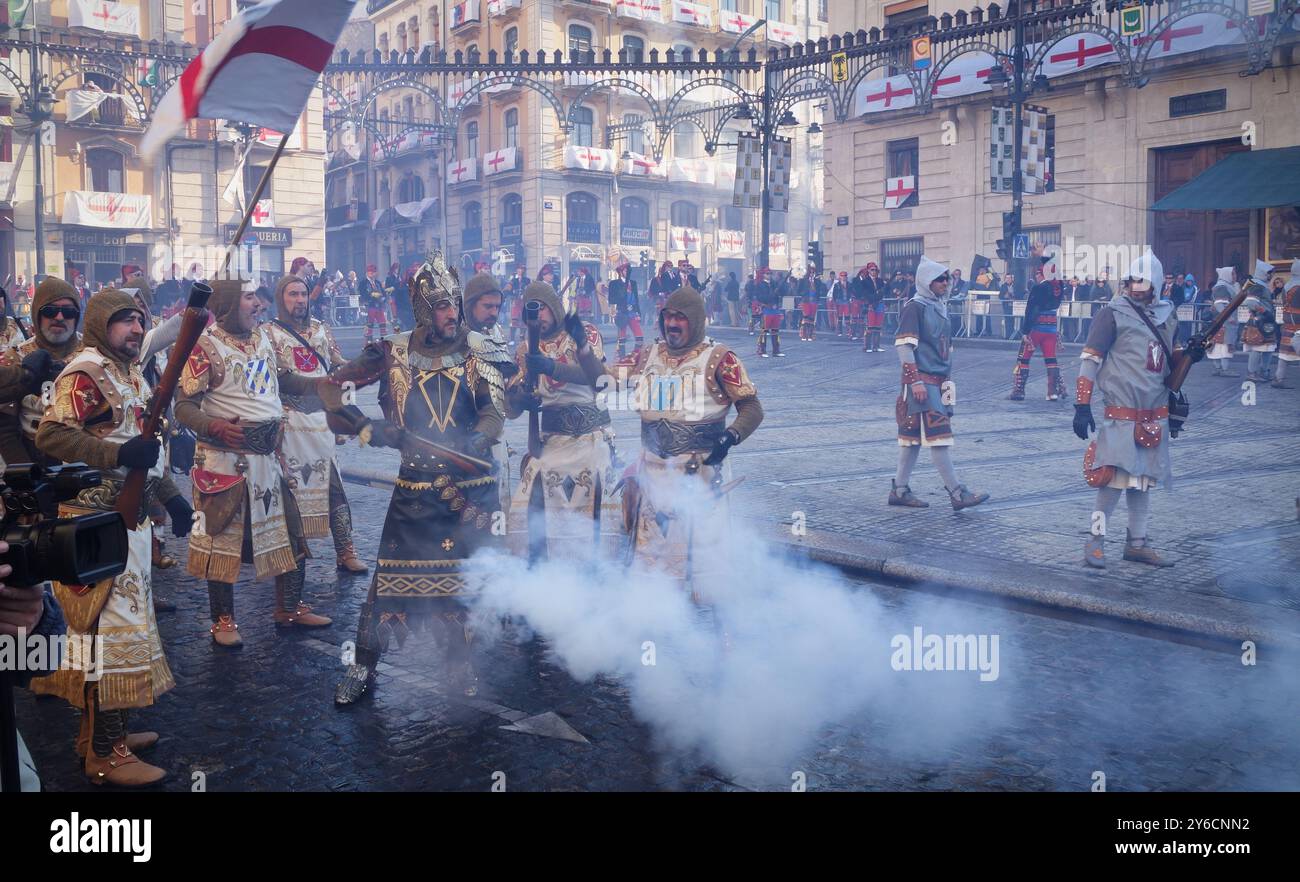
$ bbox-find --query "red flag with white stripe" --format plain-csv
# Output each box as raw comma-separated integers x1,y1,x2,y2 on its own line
141,0,355,157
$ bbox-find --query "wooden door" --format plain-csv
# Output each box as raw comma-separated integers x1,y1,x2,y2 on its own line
1152,140,1251,288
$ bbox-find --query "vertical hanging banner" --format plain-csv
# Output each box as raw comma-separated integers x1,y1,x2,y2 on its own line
768,135,793,213
1021,104,1049,195
1119,5,1145,38
989,102,1015,194
912,35,932,70
733,131,763,209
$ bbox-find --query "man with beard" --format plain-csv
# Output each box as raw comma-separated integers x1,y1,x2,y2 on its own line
625,286,763,589
32,289,173,786
1009,249,1069,401
176,279,331,648
328,255,506,704
460,271,521,489
0,278,84,468
264,274,368,576
1074,250,1202,568
890,257,989,511
505,279,615,560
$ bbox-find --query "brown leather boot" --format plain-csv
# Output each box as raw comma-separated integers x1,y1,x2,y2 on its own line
274,564,332,627
949,485,990,511
76,718,157,758
274,602,333,627
86,742,166,787
1083,534,1106,569
887,480,929,508
337,548,368,574
1122,532,1174,567
211,616,242,648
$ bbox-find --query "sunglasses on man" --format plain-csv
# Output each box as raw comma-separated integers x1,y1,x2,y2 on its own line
39,305,81,320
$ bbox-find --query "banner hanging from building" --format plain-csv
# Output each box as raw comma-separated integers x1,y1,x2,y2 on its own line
883,176,916,209
249,198,275,227
767,20,799,46
62,191,152,229
672,0,711,28
68,0,140,36
669,226,702,254
447,157,478,184
854,74,917,116
483,146,517,176
668,156,716,186
622,152,665,177
720,10,758,34
563,145,617,172
717,229,746,258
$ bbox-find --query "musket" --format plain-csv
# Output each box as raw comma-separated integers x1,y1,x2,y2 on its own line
115,282,212,524
524,300,542,459
400,430,493,475
1166,287,1249,393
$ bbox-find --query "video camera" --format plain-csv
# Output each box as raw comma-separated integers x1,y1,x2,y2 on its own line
0,463,128,588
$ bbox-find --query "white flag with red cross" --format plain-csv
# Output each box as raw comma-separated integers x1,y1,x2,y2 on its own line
672,0,711,27
250,198,275,227
767,20,800,46
622,152,664,177
483,147,517,176
447,157,478,184
141,0,355,157
884,176,916,209
720,10,758,34
564,145,617,172
929,52,995,99
855,74,917,116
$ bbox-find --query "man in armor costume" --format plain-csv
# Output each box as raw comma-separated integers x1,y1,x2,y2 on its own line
1205,266,1239,377
1074,250,1203,568
263,274,368,577
176,279,332,648
505,279,617,560
624,286,763,589
1241,259,1279,382
329,255,509,705
31,289,174,786
889,256,989,512
1009,250,1069,401
1275,259,1300,388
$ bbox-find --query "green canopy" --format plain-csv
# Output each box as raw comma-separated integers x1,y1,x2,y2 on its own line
1152,146,1300,211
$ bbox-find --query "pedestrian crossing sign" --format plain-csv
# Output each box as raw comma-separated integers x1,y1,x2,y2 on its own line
1013,234,1031,260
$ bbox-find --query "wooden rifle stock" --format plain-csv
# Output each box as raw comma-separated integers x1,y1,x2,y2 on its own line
1165,287,1249,393
115,282,213,523
524,301,542,459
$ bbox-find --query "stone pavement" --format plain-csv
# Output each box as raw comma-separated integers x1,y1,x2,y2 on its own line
337,322,1300,648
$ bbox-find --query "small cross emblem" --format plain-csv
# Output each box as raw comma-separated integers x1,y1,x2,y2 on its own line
442,538,455,552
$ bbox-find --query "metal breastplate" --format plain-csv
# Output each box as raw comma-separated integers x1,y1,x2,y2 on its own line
398,362,480,451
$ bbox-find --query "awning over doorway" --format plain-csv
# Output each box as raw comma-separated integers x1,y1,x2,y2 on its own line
1152,146,1300,211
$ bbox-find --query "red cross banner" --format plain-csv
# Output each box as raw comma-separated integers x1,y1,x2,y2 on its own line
447,157,478,184
623,152,665,178
1131,13,1247,60
884,176,916,210
483,147,517,177
68,0,140,36
668,157,717,186
720,10,758,34
672,0,711,27
855,73,917,115
1038,33,1118,78
616,0,664,20
488,0,521,15
250,198,275,227
767,20,800,46
563,145,617,172
141,0,354,157
670,226,702,254
451,0,480,29
62,191,152,229
930,52,995,99
717,229,746,258
450,76,481,107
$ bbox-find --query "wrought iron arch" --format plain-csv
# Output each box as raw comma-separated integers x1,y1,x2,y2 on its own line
356,75,447,128
50,62,150,122
842,58,925,120
448,73,567,133
1027,22,1133,84
1131,3,1265,77
0,62,30,107
654,114,713,162
664,77,757,124
565,77,662,130
923,41,1001,106
772,69,835,123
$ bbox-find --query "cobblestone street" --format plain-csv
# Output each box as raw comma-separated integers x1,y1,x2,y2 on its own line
17,325,1300,791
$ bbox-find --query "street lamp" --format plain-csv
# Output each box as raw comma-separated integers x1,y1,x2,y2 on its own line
27,83,57,283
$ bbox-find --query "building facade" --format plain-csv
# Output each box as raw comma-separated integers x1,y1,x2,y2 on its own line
330,0,828,291
821,0,1300,285
0,0,327,291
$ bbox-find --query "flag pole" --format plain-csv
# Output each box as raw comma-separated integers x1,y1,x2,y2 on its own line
220,129,290,277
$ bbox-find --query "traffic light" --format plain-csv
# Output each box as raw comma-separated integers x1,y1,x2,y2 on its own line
996,208,1021,262
639,249,649,269
807,241,823,274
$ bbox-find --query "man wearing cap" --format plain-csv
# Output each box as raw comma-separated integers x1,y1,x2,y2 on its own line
625,285,763,588
608,260,643,359
327,255,506,704
0,278,85,468
890,256,990,512
175,279,332,647
461,271,519,491
1274,260,1300,388
264,274,368,577
1074,249,1203,568
505,279,615,560
32,289,174,786
1009,248,1069,401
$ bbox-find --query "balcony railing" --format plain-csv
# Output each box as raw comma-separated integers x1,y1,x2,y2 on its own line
566,220,601,244
463,227,484,250
326,201,369,228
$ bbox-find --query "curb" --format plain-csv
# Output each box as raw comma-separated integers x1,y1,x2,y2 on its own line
340,466,1299,651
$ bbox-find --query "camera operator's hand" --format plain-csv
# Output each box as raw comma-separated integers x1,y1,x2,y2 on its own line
21,348,63,393
165,496,194,537
117,434,161,470
207,417,245,448
0,546,45,638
